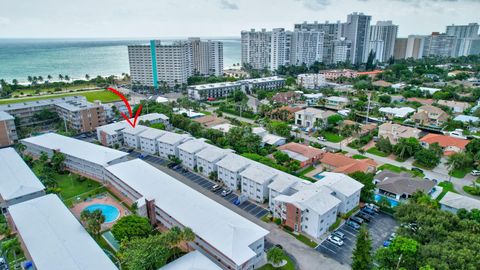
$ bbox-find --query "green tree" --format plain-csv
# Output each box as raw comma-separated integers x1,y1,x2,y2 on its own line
267,121,291,138
327,114,343,128
414,148,440,168
376,137,393,154
50,151,65,173
376,236,419,270
112,215,153,243
446,152,473,172
378,95,391,104
80,209,105,236
351,225,373,270
393,137,421,160
150,122,166,130
273,151,290,164
267,247,287,266
349,172,375,202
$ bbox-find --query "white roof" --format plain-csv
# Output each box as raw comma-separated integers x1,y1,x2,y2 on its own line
275,187,341,215
304,93,324,99
326,96,348,102
454,115,480,123
0,148,45,201
440,192,480,211
155,96,169,103
379,107,415,118
195,146,233,163
210,123,236,133
313,172,364,197
121,125,149,136
138,113,169,122
252,127,267,135
215,153,253,172
0,110,14,121
177,139,208,154
22,133,128,166
240,164,277,184
138,127,167,140
105,159,269,266
157,132,192,145
262,134,286,145
8,194,118,270
96,121,130,135
159,251,222,270
268,172,303,193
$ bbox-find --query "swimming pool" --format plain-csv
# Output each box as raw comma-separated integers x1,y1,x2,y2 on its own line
374,194,399,207
84,204,120,223
312,173,325,180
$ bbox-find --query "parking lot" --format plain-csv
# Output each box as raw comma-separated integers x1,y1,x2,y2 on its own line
315,211,398,265
133,151,269,220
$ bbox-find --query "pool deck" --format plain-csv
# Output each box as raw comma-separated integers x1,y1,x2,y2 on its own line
71,195,128,230
304,166,326,180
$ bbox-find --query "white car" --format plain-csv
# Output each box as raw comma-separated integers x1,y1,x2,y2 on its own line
317,136,326,141
328,235,344,246
471,170,480,176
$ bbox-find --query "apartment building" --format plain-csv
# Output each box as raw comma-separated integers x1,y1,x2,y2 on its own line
325,96,349,110
343,12,372,64
189,37,223,76
139,128,167,155
160,251,223,270
96,121,130,146
55,100,106,133
0,148,45,210
295,108,337,128
195,146,233,177
446,23,479,56
290,29,324,67
313,172,363,214
422,32,457,57
296,73,326,89
157,132,192,158
7,194,118,270
104,159,269,270
22,133,129,181
270,28,291,70
216,153,253,191
241,29,271,70
122,125,149,149
368,21,398,62
240,164,277,203
177,139,209,170
0,111,17,147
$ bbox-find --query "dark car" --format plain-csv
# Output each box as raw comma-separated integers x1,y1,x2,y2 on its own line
412,167,424,174
346,220,360,230
356,212,371,222
350,216,364,225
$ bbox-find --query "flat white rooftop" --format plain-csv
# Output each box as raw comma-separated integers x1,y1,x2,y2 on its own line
159,250,222,270
96,121,130,135
22,133,128,166
216,153,253,172
195,146,232,163
0,148,45,201
138,127,167,140
177,138,208,154
138,113,169,122
0,110,14,121
157,132,191,145
105,159,268,266
8,194,118,270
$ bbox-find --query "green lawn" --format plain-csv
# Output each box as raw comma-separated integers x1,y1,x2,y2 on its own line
283,228,317,248
366,147,389,157
449,167,472,178
53,172,103,200
352,154,368,159
321,131,344,143
0,90,120,105
436,181,457,201
298,165,315,176
377,163,424,177
11,83,98,96
258,256,295,270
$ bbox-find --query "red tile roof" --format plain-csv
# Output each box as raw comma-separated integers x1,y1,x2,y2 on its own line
278,142,325,159
420,133,469,150
320,152,377,174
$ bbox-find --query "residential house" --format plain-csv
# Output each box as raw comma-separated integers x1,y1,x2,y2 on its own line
378,123,421,144
437,100,471,114
374,170,436,202
252,127,287,147
379,107,415,119
193,115,229,128
420,133,469,156
137,113,170,125
210,123,236,133
411,105,449,126
372,80,393,88
407,97,434,105
139,128,167,155
216,153,253,191
177,139,209,170
267,106,303,121
320,152,377,174
295,108,336,129
195,146,233,177
440,192,480,214
303,93,324,105
272,91,300,104
277,142,325,168
453,115,480,124
325,96,349,110
157,132,192,159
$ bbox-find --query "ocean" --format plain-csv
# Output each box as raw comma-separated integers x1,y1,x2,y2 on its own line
0,38,241,83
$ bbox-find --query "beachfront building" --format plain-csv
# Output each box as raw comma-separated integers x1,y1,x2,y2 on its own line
7,194,118,270
122,125,149,149
240,164,278,203
105,159,269,270
157,132,192,159
0,148,45,210
21,133,128,181
216,153,253,191
195,146,233,177
177,139,209,170
0,111,17,147
139,128,167,155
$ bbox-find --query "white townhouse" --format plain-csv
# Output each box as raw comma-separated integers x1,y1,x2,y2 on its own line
0,148,45,210
177,139,209,170
96,121,130,146
216,153,253,191
104,159,269,270
240,164,278,203
195,146,233,177
21,133,129,181
122,125,149,149
138,127,167,155
157,132,193,159
8,194,118,270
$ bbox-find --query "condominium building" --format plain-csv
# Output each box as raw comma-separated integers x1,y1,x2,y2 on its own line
216,153,253,191
195,146,233,177
368,21,398,62
393,38,408,59
446,23,479,56
157,132,192,158
22,133,129,181
343,12,372,64
128,39,223,88
104,159,269,270
290,29,324,67
422,32,457,57
294,21,343,64
270,28,291,70
8,194,118,270
0,148,45,209
241,29,271,70
160,251,223,270
0,111,17,147
122,125,149,149
138,127,167,155
0,96,106,134
405,35,426,59
96,121,130,146
332,38,352,63
177,139,209,170
240,164,278,203
296,73,326,89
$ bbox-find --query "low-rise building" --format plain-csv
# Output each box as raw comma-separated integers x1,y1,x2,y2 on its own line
453,115,480,124
8,194,118,270
272,91,300,104
378,122,421,144
240,164,277,203
122,125,149,149
177,139,209,170
216,153,253,191
374,170,436,202
440,192,480,214
210,123,236,133
325,96,349,110
295,108,337,129
320,69,358,81
0,111,17,147
297,74,327,89
437,100,471,113
193,115,229,128
22,133,129,181
420,133,469,156
267,106,303,121
277,142,325,167
96,121,130,146
320,152,377,174
406,97,434,105
303,93,324,105
261,133,287,147
137,113,170,125
411,105,449,126
357,70,383,78
105,159,269,270
379,107,415,119
195,146,233,177
157,132,192,158
139,128,167,155
0,148,45,209
159,250,223,270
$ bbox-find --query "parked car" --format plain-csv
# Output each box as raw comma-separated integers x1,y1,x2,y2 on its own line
167,163,177,168
182,168,188,173
346,220,360,230
383,240,391,247
364,203,380,212
327,235,344,246
221,189,232,197
471,170,480,176
361,207,376,215
388,232,397,241
211,184,222,192
317,136,326,141
332,231,345,239
350,217,364,225
356,212,371,222
275,244,284,250
412,167,424,174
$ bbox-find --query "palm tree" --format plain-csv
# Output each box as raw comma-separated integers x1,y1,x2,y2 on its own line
27,76,33,83
12,79,18,85
64,75,70,81
85,74,90,80
47,75,52,81
38,76,44,83
58,74,64,81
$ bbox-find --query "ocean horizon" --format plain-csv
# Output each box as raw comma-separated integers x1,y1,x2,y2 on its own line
0,38,241,84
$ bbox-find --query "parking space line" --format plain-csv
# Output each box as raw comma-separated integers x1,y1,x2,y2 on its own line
320,244,338,254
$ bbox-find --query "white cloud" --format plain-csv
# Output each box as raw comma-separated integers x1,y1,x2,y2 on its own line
219,0,239,10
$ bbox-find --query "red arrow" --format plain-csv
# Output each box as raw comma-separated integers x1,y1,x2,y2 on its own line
107,87,143,128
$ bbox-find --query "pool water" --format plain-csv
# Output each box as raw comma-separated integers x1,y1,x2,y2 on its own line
313,173,325,180
84,204,120,223
374,194,399,207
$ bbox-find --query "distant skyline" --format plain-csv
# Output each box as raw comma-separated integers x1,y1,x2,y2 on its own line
1,0,479,38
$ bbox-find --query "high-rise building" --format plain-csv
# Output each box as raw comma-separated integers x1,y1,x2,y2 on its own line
446,23,479,56
332,38,352,63
406,35,426,59
294,21,342,64
368,21,398,62
393,38,408,59
343,12,372,64
422,32,457,57
290,29,324,67
270,28,291,71
241,29,271,70
128,38,223,88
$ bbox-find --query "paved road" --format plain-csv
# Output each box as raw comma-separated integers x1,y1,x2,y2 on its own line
133,152,348,270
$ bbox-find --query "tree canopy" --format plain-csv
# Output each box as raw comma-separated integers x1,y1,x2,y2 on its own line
112,215,153,243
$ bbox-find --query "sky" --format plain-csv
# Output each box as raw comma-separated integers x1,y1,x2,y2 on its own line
0,0,479,39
